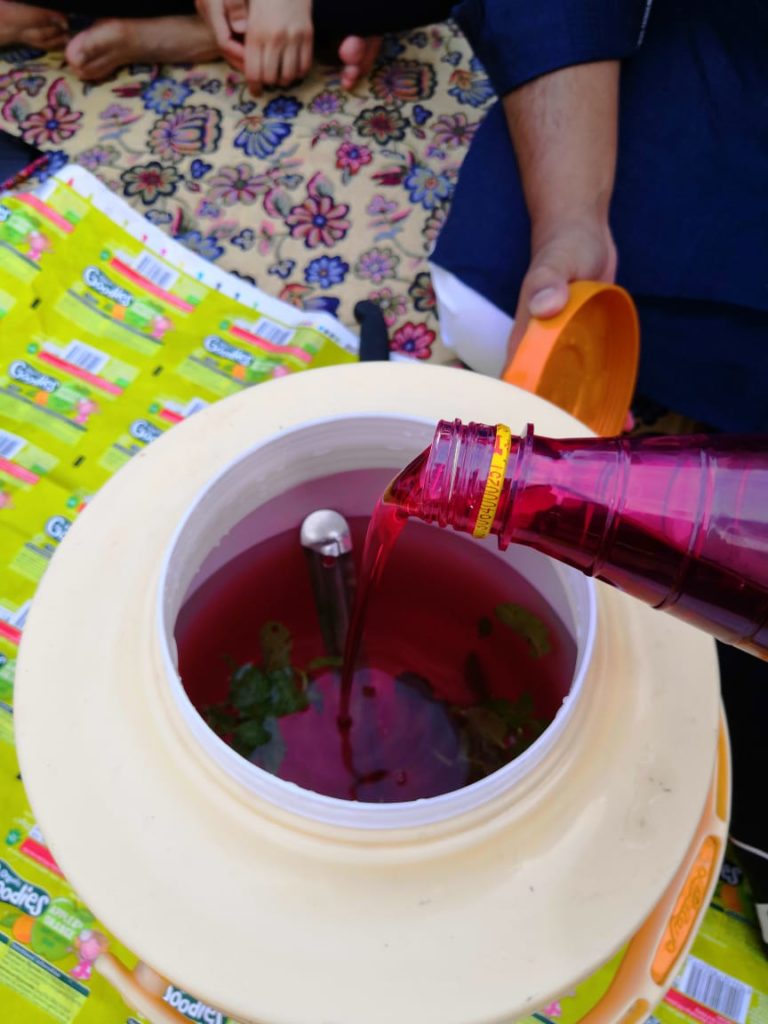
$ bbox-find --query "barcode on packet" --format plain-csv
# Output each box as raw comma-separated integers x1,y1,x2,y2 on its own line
133,251,179,291
0,429,26,460
61,340,109,375
674,955,753,1024
252,317,295,347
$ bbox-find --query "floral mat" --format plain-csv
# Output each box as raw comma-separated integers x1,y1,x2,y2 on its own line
0,22,495,362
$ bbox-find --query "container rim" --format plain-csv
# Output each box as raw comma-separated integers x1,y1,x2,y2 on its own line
157,412,597,830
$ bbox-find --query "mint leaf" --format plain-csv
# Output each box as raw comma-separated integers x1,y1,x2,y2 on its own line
306,655,343,672
230,664,271,711
495,603,551,657
270,667,309,716
250,718,286,774
232,718,271,753
259,621,293,671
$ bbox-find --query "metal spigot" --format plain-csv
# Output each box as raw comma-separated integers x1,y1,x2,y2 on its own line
300,510,356,657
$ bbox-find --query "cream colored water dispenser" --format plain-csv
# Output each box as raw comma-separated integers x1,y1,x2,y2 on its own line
15,363,728,1024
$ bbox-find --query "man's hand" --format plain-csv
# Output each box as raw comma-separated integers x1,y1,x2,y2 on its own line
508,214,617,359
502,61,620,364
196,0,313,92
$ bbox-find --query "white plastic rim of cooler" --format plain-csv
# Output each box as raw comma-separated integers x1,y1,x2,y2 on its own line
157,413,597,830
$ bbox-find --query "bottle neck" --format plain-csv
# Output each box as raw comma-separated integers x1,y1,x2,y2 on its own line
402,420,768,657
416,420,526,536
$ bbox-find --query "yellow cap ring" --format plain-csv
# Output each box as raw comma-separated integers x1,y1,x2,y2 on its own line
472,424,512,538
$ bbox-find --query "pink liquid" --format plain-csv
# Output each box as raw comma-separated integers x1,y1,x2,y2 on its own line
176,517,575,802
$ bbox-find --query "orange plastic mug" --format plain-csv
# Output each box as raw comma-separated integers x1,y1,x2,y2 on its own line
503,281,640,436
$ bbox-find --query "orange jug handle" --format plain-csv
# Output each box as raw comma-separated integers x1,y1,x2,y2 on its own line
95,953,187,1024
574,713,730,1024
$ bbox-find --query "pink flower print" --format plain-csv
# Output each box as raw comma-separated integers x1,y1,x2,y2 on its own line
335,141,373,175
148,105,221,163
354,104,408,145
355,246,400,283
121,161,181,205
257,220,275,256
370,60,436,103
20,104,82,147
540,1002,562,1018
366,195,399,218
100,103,135,123
285,193,350,248
79,144,120,170
391,321,435,360
207,163,262,206
431,112,478,148
423,204,448,249
309,91,344,115
368,287,407,327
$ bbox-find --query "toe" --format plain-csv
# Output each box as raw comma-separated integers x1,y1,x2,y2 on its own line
341,63,361,89
338,34,366,67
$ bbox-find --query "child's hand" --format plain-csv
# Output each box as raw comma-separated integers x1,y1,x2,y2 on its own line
245,0,314,93
196,0,313,91
196,0,248,69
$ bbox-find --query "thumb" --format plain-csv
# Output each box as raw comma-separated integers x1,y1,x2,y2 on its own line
524,262,571,320
505,251,573,371
224,0,248,33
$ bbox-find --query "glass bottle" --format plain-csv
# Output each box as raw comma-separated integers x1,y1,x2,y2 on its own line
386,421,768,658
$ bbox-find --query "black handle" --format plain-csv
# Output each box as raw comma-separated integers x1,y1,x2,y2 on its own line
354,301,390,362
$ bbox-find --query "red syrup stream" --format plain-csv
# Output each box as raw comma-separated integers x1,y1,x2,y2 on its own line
339,450,429,787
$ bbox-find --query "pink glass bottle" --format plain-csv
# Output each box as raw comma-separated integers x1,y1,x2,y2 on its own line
386,421,768,659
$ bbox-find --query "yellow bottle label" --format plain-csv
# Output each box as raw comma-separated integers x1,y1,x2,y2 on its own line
472,424,512,539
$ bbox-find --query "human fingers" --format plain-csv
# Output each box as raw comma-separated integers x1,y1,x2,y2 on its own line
23,23,69,49
223,0,248,34
278,39,299,85
260,35,281,85
245,39,264,95
196,0,235,53
298,31,313,79
222,37,245,71
506,220,616,365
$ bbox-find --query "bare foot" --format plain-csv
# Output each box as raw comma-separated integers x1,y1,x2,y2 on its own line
65,15,220,81
337,34,382,90
0,0,68,50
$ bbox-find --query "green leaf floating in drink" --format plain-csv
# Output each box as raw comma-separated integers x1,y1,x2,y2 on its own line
203,621,311,766
202,602,550,790
494,602,551,657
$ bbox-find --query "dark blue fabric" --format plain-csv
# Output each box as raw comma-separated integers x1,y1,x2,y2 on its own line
453,0,650,95
433,0,768,432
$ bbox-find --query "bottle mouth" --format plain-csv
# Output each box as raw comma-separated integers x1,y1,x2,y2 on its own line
157,414,596,831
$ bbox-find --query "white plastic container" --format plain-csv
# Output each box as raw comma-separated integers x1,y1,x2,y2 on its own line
14,363,728,1024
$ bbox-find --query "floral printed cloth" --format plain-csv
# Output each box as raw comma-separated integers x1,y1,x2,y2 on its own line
0,25,496,363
